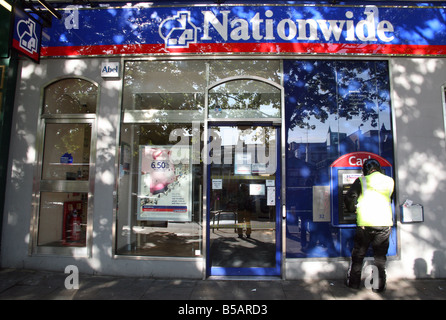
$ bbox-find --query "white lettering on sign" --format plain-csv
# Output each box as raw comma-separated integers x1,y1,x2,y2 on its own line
194,5,394,47
348,155,372,166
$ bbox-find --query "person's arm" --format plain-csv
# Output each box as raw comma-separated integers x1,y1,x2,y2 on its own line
344,178,362,212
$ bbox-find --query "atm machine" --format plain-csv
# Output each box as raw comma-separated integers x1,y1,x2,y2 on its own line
330,152,397,256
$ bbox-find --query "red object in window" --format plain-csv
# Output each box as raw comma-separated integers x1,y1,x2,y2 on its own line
62,201,84,246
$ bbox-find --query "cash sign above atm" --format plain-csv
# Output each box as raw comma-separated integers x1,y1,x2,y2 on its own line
330,152,393,227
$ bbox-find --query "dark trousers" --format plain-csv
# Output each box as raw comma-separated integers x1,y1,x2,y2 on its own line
348,226,391,289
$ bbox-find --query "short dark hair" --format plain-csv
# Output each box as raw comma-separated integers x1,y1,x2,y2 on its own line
362,158,382,176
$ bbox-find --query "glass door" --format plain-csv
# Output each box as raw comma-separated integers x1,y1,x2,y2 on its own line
207,125,281,276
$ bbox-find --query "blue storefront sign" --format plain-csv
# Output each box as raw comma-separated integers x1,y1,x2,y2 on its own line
42,3,446,57
12,6,42,62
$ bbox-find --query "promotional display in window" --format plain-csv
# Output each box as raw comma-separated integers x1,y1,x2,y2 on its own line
137,145,192,222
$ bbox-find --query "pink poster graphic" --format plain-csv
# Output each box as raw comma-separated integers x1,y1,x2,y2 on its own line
138,146,192,222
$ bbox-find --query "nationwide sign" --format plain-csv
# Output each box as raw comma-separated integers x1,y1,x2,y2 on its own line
13,6,42,62
41,4,446,57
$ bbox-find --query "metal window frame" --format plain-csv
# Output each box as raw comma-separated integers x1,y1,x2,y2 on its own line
29,77,98,257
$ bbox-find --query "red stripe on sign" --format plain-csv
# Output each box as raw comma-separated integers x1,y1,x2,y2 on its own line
12,38,40,61
41,43,446,57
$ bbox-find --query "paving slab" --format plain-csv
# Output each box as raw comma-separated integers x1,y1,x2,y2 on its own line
1,268,446,302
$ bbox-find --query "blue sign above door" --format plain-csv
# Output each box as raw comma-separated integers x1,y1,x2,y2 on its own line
41,3,446,57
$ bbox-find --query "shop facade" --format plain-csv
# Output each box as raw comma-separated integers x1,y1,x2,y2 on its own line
1,1,446,280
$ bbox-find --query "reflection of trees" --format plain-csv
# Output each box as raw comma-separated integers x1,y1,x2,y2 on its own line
285,60,390,131
211,126,275,146
285,61,395,256
209,91,280,118
123,60,206,102
122,61,206,127
136,123,190,146
208,60,281,84
55,126,82,154
121,59,283,165
124,60,282,119
135,93,204,111
210,92,263,110
44,79,98,114
208,79,281,119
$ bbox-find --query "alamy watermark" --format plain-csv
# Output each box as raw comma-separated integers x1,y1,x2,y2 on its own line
64,265,79,290
64,6,79,30
169,121,278,174
364,265,380,290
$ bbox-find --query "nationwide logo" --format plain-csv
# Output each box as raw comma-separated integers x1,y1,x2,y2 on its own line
12,7,42,62
16,17,39,55
159,11,198,48
159,6,395,49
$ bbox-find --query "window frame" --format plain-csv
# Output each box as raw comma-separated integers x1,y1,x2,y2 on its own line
115,59,208,260
30,77,98,257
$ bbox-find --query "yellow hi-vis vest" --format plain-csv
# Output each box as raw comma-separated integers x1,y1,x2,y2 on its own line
356,171,394,227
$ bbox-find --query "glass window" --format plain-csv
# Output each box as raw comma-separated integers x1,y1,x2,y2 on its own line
117,60,206,257
208,79,281,119
208,60,281,85
42,123,91,181
117,60,283,258
122,60,206,123
43,78,97,114
38,192,88,247
284,60,394,258
207,60,282,120
32,78,97,255
117,123,203,257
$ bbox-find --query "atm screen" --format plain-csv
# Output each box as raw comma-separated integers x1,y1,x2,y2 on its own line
337,169,362,224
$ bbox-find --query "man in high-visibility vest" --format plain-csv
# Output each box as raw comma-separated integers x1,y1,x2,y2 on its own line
344,158,394,292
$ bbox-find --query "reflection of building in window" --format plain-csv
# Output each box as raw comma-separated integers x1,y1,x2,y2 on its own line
290,124,393,166
288,122,393,188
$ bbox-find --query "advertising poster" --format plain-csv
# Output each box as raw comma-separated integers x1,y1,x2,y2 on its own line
138,145,192,222
234,152,251,175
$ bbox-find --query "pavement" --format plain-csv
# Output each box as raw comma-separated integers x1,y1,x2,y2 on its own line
0,268,445,302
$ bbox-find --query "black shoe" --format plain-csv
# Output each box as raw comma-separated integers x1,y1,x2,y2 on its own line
238,234,243,238
345,278,360,290
371,277,386,293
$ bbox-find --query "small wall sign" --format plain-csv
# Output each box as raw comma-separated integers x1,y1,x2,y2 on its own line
101,62,120,78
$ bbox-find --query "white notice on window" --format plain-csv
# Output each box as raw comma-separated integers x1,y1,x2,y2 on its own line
212,179,223,190
267,187,275,206
312,185,331,222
